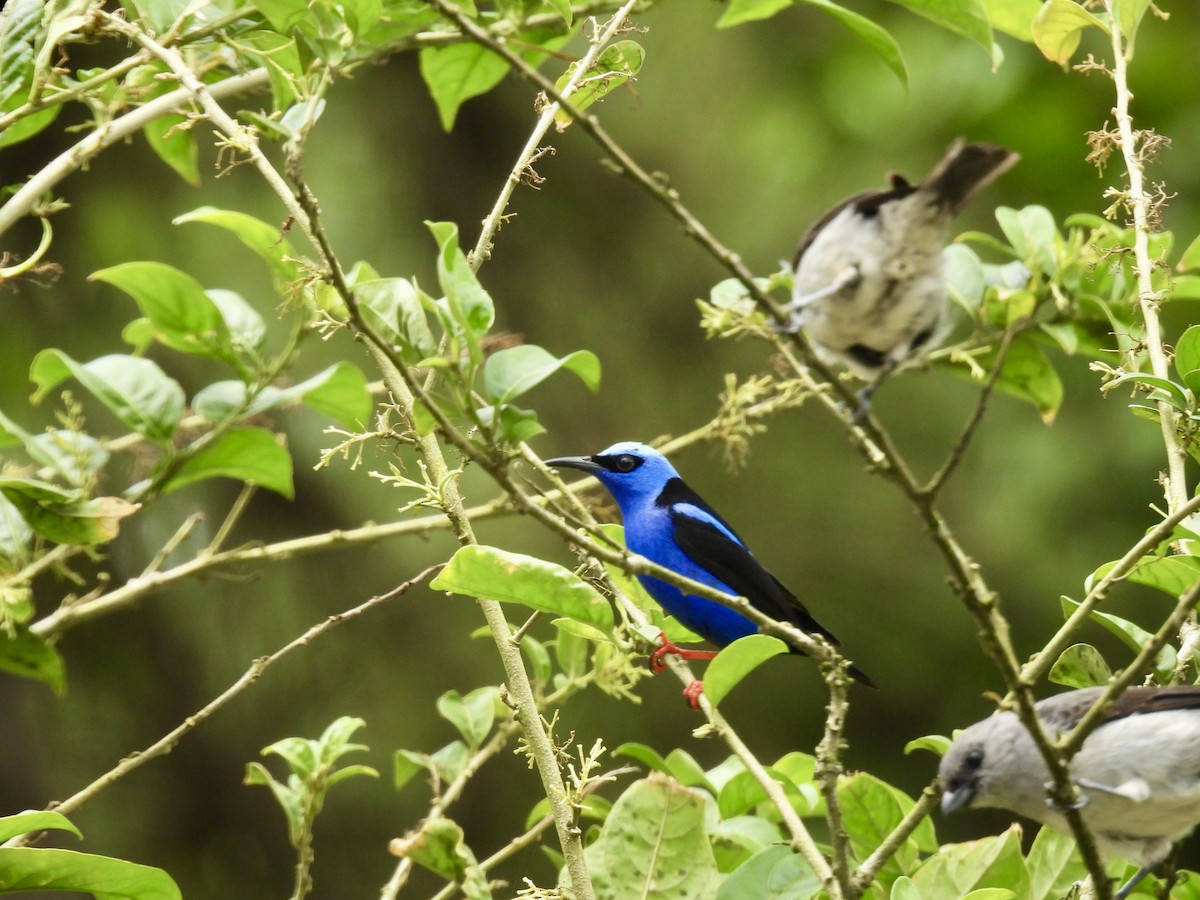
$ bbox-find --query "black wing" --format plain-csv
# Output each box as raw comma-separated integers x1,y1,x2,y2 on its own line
659,478,837,643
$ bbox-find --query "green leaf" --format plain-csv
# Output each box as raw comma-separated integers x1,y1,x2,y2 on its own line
142,113,198,185
0,105,58,149
912,826,1029,896
430,740,471,784
543,0,573,24
1091,555,1200,598
0,811,81,843
91,262,233,363
661,748,715,791
711,816,782,874
0,482,139,546
1175,326,1200,387
390,818,490,898
881,0,993,56
30,351,185,442
393,749,426,791
554,40,644,126
0,0,41,108
1179,234,1200,273
249,0,311,32
942,335,1062,423
205,289,268,356
419,42,509,131
979,0,1040,41
702,634,788,707
1106,371,1190,411
432,545,613,632
613,742,671,775
904,734,951,756
0,627,65,694
482,345,600,404
0,848,181,900
717,0,792,26
173,206,302,290
195,363,372,429
436,687,498,750
1059,596,1176,679
355,278,438,363
800,0,908,88
1111,0,1150,37
1025,827,1087,900
1031,0,1107,64
1048,643,1112,689
427,221,494,342
551,617,613,643
839,773,928,883
891,877,927,900
164,427,295,498
586,774,720,900
716,844,819,899
995,205,1058,269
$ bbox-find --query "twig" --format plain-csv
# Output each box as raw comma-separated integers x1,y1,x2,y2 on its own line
922,327,1017,497
3,566,441,849
31,497,508,637
1021,491,1200,685
470,0,642,267
1104,1,1187,515
815,677,853,898
849,780,941,895
0,69,269,239
1059,580,1200,757
380,666,616,899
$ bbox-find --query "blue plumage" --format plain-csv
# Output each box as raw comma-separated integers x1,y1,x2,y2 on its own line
546,442,869,689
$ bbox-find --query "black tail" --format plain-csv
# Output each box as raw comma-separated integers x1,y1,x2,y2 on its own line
921,140,1019,215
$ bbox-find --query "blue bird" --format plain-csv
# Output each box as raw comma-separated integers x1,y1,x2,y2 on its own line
546,441,871,707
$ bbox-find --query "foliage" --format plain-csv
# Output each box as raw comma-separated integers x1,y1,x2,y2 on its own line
0,0,1196,898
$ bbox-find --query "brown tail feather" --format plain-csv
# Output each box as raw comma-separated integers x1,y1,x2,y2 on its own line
921,140,1019,215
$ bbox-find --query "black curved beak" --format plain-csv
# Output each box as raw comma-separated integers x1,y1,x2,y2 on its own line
940,780,977,816
545,455,602,474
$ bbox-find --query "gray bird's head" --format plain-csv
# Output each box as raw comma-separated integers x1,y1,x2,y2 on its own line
938,711,1039,818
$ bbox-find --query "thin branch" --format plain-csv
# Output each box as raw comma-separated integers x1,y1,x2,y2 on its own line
922,326,1017,497
426,815,556,900
470,0,643,267
849,780,941,895
380,666,620,899
3,566,441,849
1059,580,1200,757
31,497,508,638
0,69,269,239
1021,490,1200,686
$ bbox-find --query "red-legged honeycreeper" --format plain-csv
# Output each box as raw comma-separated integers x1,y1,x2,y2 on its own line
546,442,871,707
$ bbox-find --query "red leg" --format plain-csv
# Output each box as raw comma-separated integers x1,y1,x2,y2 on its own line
649,631,717,673
682,680,705,711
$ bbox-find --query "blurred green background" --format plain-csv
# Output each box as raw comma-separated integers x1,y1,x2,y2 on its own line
2,1,1198,896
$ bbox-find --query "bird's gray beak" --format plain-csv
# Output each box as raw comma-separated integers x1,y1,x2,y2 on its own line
545,455,602,474
941,783,976,816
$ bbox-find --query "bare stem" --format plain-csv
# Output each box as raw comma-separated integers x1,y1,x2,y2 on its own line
1105,1,1187,514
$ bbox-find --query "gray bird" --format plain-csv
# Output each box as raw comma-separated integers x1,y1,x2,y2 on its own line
783,140,1018,413
940,686,1200,898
